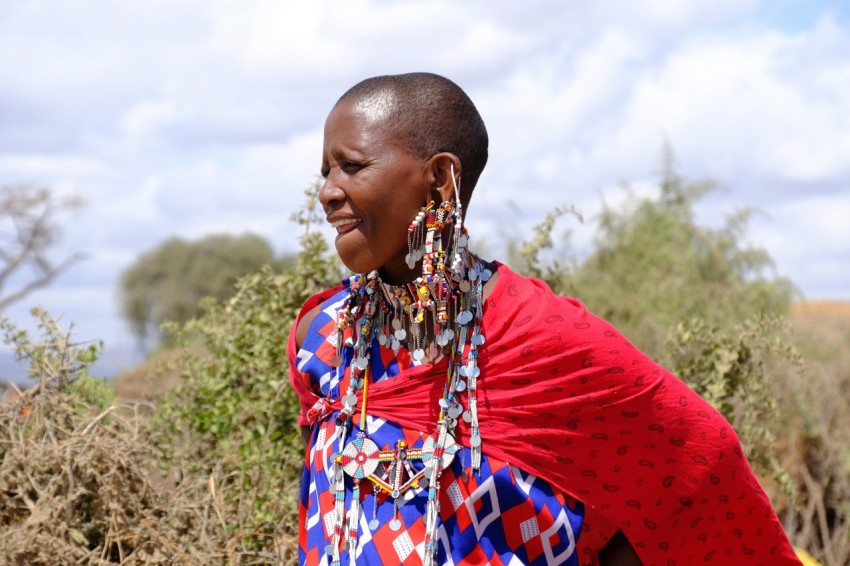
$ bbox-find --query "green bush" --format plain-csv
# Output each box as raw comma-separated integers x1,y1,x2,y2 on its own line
518,146,797,359
150,183,341,551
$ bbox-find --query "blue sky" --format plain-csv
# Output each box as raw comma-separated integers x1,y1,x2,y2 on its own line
1,0,848,377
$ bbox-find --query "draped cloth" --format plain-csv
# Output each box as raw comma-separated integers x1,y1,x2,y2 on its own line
288,263,800,566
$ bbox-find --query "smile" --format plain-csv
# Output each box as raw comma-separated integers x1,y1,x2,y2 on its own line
331,218,362,232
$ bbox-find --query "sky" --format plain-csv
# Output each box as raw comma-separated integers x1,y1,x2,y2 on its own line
1,0,848,378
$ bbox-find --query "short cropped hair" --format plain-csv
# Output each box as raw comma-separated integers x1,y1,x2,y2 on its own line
339,73,489,207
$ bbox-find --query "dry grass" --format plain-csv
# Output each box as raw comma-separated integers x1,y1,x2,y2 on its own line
768,300,850,566
0,378,296,565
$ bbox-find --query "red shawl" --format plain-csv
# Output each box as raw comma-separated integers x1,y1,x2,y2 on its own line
288,263,800,566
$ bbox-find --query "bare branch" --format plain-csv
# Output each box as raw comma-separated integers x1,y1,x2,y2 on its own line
0,252,86,311
0,184,84,311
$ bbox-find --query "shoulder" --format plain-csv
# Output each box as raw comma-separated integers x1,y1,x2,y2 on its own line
292,285,345,350
295,304,324,349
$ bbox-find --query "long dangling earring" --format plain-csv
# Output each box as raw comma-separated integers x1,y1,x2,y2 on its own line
449,164,468,278
406,200,431,270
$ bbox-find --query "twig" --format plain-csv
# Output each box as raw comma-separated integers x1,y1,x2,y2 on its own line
801,463,835,566
80,406,116,437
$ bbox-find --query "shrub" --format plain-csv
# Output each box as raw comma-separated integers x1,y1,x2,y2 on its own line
149,183,341,559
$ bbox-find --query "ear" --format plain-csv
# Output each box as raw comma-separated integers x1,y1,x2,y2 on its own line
426,153,462,204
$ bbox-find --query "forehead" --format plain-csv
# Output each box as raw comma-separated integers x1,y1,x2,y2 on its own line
324,94,406,151
350,89,397,123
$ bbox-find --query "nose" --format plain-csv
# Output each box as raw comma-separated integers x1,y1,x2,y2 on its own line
318,176,345,213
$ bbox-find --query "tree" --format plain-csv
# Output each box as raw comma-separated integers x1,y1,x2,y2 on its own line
521,145,797,357
0,185,83,311
119,233,279,349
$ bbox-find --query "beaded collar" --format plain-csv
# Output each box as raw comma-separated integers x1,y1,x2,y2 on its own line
325,243,492,566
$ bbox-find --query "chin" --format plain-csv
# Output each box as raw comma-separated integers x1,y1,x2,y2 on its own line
335,245,379,275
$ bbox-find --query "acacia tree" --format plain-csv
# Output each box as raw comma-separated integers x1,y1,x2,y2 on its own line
119,233,283,350
0,185,83,311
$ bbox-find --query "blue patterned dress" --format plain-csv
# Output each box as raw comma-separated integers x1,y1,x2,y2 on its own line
296,288,585,565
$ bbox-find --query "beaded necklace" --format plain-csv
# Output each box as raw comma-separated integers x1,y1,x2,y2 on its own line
325,230,492,566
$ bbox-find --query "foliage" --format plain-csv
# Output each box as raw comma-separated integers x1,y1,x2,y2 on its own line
511,204,582,281
149,182,340,553
529,146,797,359
2,307,101,390
0,185,83,311
119,232,280,349
663,315,799,496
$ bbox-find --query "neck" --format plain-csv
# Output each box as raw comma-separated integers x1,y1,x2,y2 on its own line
376,260,418,286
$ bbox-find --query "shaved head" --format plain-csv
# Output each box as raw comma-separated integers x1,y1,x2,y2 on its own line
338,73,489,207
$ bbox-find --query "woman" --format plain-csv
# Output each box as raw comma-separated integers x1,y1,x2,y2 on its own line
288,73,800,566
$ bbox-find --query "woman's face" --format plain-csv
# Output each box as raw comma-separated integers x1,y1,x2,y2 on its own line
320,97,431,282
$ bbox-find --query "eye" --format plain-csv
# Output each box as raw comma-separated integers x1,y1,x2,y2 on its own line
320,166,330,179
341,161,363,174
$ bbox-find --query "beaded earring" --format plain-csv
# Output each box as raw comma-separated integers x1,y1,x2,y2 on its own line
449,164,469,278
405,201,431,270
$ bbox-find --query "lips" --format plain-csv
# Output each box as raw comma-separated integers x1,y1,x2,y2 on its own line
329,217,362,234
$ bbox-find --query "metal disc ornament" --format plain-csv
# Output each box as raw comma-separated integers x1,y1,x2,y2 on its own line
421,434,459,469
339,436,380,479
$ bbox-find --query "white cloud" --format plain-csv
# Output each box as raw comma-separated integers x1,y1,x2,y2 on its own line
616,20,850,186
1,0,849,359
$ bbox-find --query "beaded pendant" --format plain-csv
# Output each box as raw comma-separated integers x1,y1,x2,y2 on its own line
324,261,490,565
324,188,492,564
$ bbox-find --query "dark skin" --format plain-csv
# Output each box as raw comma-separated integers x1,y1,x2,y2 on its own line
297,98,643,566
